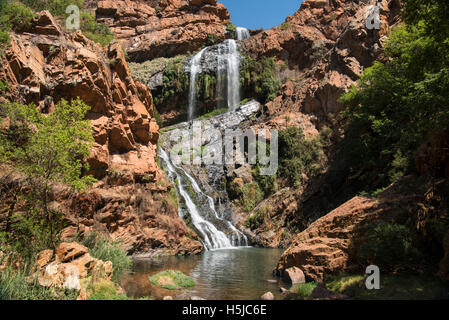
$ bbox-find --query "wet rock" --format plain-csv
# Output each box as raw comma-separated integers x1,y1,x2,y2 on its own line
163,296,174,300
190,296,206,300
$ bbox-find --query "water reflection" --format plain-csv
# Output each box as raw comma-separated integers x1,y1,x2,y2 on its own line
122,248,286,300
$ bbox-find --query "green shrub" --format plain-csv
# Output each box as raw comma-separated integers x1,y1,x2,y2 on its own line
0,29,9,49
253,165,278,197
280,22,291,30
199,108,228,119
81,232,132,282
86,278,129,300
240,56,280,103
81,11,114,47
0,1,34,32
21,0,83,17
226,21,237,39
278,127,324,187
206,34,219,46
240,182,264,212
149,270,195,290
0,80,8,94
296,282,319,299
358,222,424,271
0,99,95,260
339,13,449,190
244,205,268,230
153,106,163,127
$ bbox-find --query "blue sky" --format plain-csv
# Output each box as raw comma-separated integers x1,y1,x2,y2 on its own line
219,0,304,30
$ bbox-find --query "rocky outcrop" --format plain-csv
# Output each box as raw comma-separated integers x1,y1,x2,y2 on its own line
243,0,401,119
0,11,203,256
274,177,428,282
93,0,230,61
56,176,203,256
1,10,158,180
34,242,113,294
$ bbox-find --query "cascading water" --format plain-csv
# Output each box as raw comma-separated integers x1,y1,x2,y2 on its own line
163,36,253,250
188,39,242,117
188,48,207,120
236,27,250,40
225,39,241,111
159,148,248,250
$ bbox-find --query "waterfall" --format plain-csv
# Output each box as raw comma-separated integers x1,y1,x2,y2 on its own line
159,148,248,250
226,39,241,111
236,27,250,40
169,37,251,250
188,48,207,121
188,40,242,116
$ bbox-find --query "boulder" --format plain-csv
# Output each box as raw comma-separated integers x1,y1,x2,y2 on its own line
261,292,275,300
282,267,305,284
35,244,115,295
56,242,88,263
275,178,425,281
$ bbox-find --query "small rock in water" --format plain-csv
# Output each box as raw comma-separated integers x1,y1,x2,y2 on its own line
163,296,173,300
280,287,288,294
261,292,275,300
190,296,206,300
267,279,277,283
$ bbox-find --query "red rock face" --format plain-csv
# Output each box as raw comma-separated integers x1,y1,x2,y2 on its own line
93,0,230,61
275,178,424,282
243,0,401,119
0,11,203,255
1,10,159,180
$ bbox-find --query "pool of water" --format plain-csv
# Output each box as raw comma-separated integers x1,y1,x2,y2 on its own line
121,247,288,300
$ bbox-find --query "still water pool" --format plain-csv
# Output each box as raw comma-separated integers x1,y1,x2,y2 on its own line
121,247,288,300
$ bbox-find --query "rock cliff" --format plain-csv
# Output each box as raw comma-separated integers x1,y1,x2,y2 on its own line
231,0,402,249
243,0,401,119
91,0,230,62
0,11,203,255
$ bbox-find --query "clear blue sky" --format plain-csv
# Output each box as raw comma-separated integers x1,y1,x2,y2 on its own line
219,0,304,30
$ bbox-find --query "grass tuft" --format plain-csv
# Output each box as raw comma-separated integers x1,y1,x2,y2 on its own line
149,270,195,290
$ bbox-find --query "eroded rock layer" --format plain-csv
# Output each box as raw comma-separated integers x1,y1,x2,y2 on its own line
243,0,401,119
93,0,230,61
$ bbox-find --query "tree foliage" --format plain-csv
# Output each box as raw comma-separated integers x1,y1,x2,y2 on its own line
340,0,449,189
0,99,95,259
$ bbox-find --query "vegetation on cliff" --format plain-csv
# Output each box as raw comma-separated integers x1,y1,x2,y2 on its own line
341,0,449,191
320,0,449,276
0,99,95,260
240,55,281,103
0,0,114,47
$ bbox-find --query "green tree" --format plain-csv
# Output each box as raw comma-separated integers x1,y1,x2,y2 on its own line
340,0,449,189
0,98,96,258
